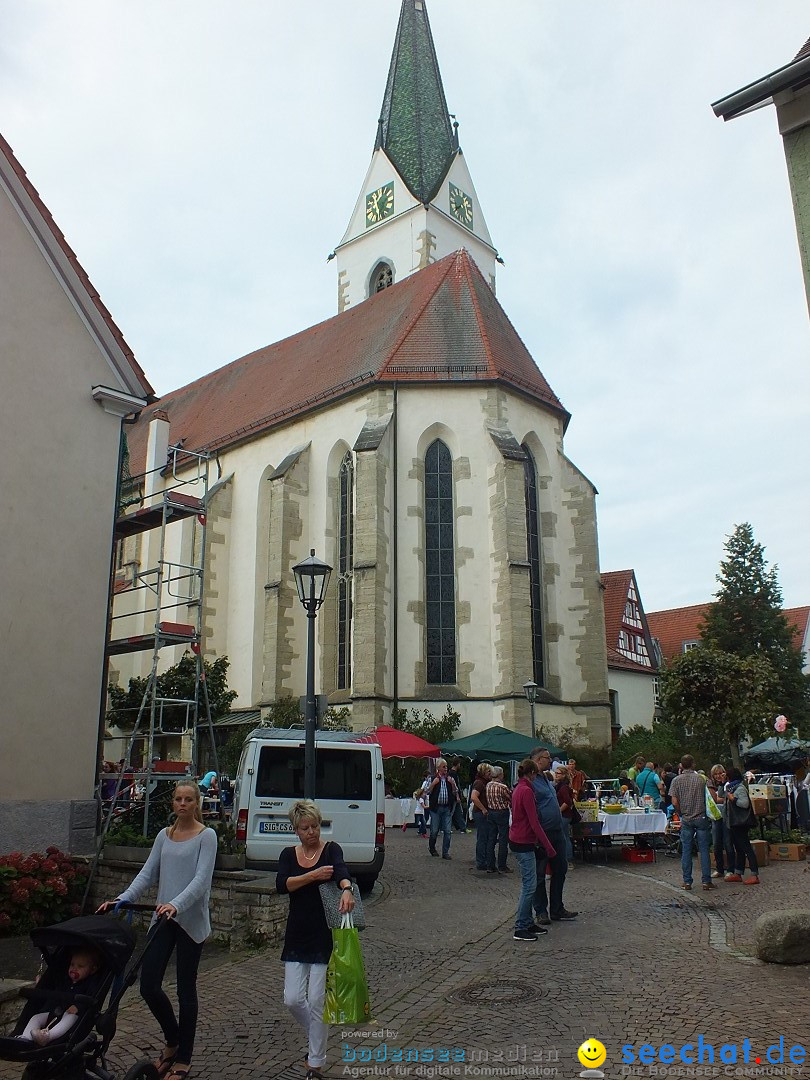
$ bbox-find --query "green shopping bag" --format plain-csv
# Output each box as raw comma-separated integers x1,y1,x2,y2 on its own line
323,915,372,1025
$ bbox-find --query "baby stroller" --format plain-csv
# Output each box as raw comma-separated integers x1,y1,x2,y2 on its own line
0,904,164,1080
662,811,682,858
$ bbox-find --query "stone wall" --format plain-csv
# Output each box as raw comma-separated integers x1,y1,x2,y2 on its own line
89,860,288,951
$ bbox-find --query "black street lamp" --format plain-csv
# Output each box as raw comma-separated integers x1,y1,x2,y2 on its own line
292,549,332,799
523,680,539,740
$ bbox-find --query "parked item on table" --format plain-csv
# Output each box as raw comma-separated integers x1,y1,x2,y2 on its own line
323,914,372,1025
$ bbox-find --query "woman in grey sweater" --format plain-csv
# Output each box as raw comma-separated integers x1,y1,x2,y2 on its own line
99,781,217,1080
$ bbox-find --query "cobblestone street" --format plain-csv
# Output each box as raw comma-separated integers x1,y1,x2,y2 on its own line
3,829,809,1080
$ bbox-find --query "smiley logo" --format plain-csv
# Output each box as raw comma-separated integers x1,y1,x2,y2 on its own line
578,1040,607,1070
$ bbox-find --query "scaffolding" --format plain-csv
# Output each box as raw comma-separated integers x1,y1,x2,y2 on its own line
100,444,220,839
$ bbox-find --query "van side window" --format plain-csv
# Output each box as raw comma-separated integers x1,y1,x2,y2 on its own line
256,747,372,800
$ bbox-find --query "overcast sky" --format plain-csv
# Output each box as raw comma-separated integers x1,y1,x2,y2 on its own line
2,2,808,613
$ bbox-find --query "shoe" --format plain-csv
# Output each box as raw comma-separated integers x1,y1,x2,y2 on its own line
702,882,718,891
499,866,513,873
711,870,722,879
743,875,760,885
724,873,742,882
528,923,550,935
429,849,439,857
535,914,551,926
442,854,452,860
512,928,538,941
568,862,575,870
486,869,499,874
681,883,692,890
550,910,578,921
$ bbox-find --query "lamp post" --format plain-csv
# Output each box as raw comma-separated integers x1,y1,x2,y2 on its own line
292,549,332,799
523,680,539,741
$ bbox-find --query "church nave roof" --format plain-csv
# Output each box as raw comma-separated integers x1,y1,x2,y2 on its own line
126,249,567,468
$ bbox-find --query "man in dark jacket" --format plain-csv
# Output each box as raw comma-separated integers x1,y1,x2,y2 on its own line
530,748,578,923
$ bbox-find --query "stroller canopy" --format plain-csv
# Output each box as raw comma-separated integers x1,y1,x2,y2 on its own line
30,915,137,974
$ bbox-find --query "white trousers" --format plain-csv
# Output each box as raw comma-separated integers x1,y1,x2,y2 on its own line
283,962,328,1068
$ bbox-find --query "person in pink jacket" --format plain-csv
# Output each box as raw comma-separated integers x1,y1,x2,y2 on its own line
509,758,556,941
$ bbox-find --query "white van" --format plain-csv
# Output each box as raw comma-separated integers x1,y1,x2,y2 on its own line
233,728,386,888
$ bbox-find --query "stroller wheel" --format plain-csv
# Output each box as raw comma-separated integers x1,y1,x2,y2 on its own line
122,1062,160,1080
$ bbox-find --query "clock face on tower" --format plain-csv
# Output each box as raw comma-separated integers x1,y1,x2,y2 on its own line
365,182,395,227
449,183,473,229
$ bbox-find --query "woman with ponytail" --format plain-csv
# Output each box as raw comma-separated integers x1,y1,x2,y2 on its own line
98,780,217,1080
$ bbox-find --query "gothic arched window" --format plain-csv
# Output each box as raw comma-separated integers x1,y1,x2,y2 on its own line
337,452,354,690
370,261,393,295
522,445,544,686
425,439,456,684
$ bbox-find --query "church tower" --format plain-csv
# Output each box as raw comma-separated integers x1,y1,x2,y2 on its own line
334,0,498,312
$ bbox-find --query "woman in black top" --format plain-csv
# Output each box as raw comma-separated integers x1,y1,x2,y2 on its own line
276,800,354,1080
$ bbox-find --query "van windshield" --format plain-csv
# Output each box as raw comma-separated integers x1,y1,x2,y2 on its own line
255,746,372,800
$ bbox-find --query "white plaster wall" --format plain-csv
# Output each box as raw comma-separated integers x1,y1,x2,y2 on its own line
608,668,657,732
0,186,124,804
336,149,497,309
113,381,604,735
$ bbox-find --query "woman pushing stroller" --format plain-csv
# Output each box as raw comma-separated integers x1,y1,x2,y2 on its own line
98,779,217,1080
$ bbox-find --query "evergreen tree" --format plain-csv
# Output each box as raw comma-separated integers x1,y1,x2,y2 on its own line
701,523,808,725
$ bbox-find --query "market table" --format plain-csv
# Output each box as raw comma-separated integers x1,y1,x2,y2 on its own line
598,810,667,837
384,796,416,827
573,810,667,863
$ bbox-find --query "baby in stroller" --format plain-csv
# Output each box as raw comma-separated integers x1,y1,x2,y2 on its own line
17,947,104,1046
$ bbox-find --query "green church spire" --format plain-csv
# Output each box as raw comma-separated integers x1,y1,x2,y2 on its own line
376,0,458,205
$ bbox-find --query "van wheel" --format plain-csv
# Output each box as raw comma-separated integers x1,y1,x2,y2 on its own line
355,876,376,893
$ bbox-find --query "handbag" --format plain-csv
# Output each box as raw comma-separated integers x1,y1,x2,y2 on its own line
318,844,365,930
705,787,722,821
323,914,372,1025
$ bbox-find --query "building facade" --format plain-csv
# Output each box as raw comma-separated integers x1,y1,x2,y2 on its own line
114,0,612,747
0,134,153,853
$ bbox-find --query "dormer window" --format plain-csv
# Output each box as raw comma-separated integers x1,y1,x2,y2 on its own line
370,262,393,295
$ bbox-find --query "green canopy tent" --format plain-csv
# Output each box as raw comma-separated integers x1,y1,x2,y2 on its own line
438,725,564,763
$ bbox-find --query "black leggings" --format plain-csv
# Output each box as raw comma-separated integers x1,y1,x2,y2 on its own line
729,825,759,876
139,918,204,1064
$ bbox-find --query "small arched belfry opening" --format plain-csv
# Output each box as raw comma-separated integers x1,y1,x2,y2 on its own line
369,261,394,296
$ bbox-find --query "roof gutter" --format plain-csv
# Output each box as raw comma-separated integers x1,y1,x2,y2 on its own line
712,55,810,121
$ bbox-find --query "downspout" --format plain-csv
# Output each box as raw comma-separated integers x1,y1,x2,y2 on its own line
392,384,399,718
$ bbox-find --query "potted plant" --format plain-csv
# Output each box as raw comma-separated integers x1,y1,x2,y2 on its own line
214,821,246,871
101,823,153,864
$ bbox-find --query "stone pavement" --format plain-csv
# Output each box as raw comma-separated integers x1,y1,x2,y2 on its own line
2,829,809,1080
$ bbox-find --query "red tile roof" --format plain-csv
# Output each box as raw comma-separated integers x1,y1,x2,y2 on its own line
645,604,708,664
794,37,810,62
126,249,567,470
0,133,154,399
785,606,810,655
602,569,658,674
647,603,809,663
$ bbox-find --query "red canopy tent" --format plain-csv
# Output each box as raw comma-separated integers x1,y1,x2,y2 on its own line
363,725,440,759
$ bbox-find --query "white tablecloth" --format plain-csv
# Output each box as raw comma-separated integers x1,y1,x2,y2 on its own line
598,810,667,836
385,797,416,827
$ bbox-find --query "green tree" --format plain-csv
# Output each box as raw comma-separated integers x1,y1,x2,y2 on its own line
611,718,686,773
659,647,780,768
701,523,809,726
107,653,237,732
